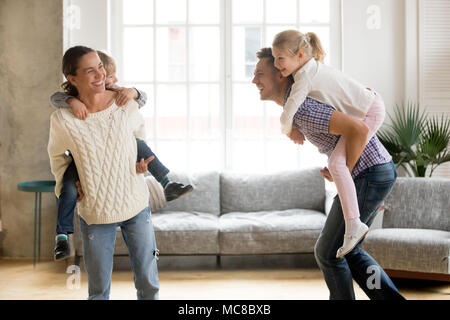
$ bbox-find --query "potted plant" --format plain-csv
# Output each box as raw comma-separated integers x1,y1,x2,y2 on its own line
377,102,450,177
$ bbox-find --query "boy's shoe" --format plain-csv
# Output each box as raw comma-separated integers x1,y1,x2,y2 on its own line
164,182,193,201
54,237,71,261
336,223,369,258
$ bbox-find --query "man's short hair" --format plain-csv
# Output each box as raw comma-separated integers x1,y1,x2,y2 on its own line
256,47,273,62
256,47,276,69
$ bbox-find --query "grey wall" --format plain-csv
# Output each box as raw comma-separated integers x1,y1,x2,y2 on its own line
0,0,63,258
64,0,108,51
342,0,406,119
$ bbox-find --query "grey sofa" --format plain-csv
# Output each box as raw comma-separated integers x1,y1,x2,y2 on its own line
74,168,329,258
362,177,450,281
73,171,450,281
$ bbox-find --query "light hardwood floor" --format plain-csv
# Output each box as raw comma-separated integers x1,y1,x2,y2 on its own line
0,258,448,300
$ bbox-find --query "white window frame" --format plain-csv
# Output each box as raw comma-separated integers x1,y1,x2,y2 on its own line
109,0,341,173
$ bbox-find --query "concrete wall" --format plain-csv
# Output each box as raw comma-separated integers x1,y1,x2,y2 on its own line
0,0,63,258
342,0,406,118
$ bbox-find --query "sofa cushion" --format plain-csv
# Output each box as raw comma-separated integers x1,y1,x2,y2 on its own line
382,177,450,231
152,211,220,254
219,209,326,254
160,171,221,216
362,228,450,274
220,168,325,214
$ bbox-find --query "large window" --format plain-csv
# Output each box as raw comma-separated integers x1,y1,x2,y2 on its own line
110,0,335,173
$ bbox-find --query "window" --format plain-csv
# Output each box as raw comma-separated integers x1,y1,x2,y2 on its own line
110,0,335,173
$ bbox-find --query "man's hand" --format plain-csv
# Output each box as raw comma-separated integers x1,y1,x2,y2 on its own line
75,181,84,202
115,87,139,107
319,167,334,182
136,156,155,174
287,128,305,145
68,98,88,120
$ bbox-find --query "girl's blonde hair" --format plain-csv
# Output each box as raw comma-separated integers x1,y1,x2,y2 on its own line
96,50,116,76
272,30,326,63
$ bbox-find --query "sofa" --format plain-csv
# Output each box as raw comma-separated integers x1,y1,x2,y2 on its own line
73,170,450,281
74,168,329,258
361,177,450,281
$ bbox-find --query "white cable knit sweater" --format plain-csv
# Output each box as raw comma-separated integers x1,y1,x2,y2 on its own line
47,100,149,225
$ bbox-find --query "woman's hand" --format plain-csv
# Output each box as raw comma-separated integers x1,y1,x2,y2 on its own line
319,167,334,182
287,128,305,145
75,181,84,202
136,156,155,174
115,87,139,107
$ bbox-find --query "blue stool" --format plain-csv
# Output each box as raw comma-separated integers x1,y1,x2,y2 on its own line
17,180,56,267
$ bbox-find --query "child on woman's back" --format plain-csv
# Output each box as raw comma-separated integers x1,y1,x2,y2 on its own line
272,30,386,258
50,50,193,260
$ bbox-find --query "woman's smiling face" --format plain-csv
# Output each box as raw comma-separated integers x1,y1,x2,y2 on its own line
68,51,106,95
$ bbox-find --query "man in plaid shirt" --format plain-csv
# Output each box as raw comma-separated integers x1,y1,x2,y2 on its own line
252,47,405,300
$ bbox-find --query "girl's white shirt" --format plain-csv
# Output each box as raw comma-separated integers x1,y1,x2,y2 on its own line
280,58,376,134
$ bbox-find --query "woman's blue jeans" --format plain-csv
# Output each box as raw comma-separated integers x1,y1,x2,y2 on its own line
79,206,160,300
314,161,405,300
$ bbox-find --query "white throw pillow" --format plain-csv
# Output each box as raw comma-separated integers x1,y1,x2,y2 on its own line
145,176,166,212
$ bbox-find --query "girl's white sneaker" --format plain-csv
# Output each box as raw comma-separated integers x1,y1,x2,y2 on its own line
336,223,369,258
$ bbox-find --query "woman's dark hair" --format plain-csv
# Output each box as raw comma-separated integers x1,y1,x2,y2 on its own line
61,45,96,96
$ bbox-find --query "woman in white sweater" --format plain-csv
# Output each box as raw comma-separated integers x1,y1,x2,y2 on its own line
47,46,159,300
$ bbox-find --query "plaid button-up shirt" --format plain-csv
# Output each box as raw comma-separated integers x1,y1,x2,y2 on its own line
287,89,392,179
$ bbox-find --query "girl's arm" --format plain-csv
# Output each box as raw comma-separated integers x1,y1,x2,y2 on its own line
328,110,369,173
47,112,72,197
280,78,310,135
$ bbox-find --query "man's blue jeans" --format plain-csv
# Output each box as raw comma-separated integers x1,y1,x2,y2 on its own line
314,161,405,300
79,206,160,300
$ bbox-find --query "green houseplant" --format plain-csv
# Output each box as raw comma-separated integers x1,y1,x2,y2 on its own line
376,102,450,177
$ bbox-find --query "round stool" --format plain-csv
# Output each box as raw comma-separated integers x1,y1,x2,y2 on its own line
17,180,56,267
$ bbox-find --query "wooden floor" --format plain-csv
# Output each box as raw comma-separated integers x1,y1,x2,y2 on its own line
0,258,448,300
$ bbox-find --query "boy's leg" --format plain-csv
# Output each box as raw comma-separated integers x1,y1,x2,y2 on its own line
56,160,79,235
135,138,193,201
55,160,79,260
136,138,169,182
120,206,160,300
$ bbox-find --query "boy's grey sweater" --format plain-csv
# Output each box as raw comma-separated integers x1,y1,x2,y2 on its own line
49,87,147,109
